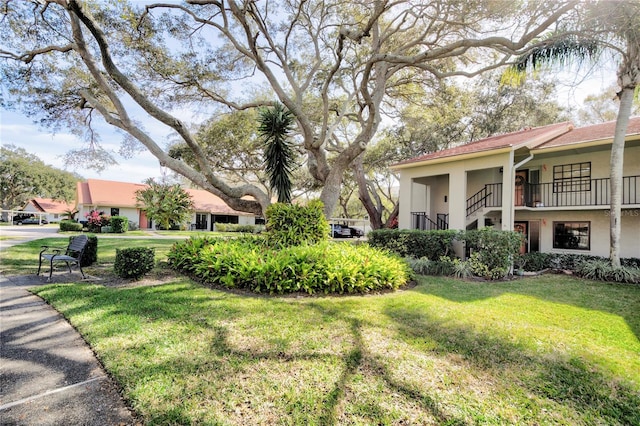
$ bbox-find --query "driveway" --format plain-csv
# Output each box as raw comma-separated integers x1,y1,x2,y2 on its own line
0,226,60,251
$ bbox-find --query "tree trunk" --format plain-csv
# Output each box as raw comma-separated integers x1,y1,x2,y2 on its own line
609,86,634,267
353,156,383,230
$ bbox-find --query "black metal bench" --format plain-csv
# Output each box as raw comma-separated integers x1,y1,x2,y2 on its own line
37,235,89,282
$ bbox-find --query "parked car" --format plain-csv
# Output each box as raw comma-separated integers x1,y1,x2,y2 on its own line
330,224,351,238
15,217,48,225
347,227,365,238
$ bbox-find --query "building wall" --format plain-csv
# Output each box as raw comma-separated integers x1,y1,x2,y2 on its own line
514,208,639,258
398,151,513,230
528,145,640,182
77,205,140,227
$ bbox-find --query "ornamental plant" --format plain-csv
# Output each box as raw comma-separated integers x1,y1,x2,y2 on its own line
85,210,110,233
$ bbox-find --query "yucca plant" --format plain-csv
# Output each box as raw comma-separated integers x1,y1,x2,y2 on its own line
258,102,297,204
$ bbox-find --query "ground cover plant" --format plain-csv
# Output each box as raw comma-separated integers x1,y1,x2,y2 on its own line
31,274,640,425
168,236,411,294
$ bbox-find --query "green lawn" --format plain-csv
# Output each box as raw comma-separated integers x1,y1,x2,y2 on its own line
29,273,640,425
0,236,184,276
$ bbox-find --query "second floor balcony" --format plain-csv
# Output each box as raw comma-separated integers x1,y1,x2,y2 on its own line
467,175,639,216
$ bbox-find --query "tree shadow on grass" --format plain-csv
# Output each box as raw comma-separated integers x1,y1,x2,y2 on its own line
384,303,640,425
412,274,640,340
307,303,466,426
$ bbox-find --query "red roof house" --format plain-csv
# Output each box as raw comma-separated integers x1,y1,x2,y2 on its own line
76,179,256,230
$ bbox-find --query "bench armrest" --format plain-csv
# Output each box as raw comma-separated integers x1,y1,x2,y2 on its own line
40,246,65,255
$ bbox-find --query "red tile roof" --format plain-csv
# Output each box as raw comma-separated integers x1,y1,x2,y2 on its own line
76,179,146,207
185,188,251,215
26,198,74,214
535,116,640,149
77,179,248,215
394,122,573,167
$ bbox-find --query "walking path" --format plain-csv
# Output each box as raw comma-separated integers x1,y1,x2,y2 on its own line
0,274,138,425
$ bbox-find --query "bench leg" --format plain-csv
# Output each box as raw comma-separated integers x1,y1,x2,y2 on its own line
78,261,86,279
48,258,55,282
37,256,44,276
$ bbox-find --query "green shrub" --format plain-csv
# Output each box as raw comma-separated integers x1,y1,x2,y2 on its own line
431,255,455,276
264,200,329,248
214,223,261,233
59,220,83,232
464,228,522,280
521,252,551,271
114,247,155,280
167,236,220,273
214,223,228,232
368,229,458,259
576,260,640,284
405,257,432,275
452,257,473,279
168,237,411,294
110,216,128,233
405,255,465,277
609,266,640,283
70,234,97,267
622,257,640,268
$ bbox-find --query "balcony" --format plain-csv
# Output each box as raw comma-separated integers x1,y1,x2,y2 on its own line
465,175,639,216
519,175,639,208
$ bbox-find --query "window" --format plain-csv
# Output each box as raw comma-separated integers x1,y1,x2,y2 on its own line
211,214,239,224
553,162,591,193
553,222,590,250
110,208,120,216
195,213,208,230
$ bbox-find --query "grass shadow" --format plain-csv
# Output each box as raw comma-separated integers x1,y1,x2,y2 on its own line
384,303,640,425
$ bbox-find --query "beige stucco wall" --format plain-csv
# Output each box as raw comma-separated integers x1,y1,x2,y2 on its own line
398,141,639,257
528,144,640,182
398,151,513,230
514,208,639,258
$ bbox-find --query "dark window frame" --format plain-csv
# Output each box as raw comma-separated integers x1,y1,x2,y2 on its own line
552,221,590,251
110,208,120,216
553,162,591,193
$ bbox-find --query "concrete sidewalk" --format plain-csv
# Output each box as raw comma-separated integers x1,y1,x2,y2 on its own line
0,274,137,425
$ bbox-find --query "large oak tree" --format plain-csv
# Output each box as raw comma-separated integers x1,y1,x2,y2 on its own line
1,0,580,217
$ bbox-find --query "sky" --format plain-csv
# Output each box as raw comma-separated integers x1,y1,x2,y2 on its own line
0,64,620,185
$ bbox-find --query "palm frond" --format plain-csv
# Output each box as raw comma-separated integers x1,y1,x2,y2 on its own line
502,36,600,86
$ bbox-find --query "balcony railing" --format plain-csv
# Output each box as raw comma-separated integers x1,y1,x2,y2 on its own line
523,175,639,208
466,183,502,216
464,175,639,215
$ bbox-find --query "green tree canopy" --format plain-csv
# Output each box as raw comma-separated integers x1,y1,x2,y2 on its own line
0,144,80,210
135,179,194,231
347,75,568,228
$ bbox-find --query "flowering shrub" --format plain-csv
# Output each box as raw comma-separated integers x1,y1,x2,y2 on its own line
85,210,110,232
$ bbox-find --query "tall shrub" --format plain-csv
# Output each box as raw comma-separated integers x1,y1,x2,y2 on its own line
110,216,128,233
464,228,523,279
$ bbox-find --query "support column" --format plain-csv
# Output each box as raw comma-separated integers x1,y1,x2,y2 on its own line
448,169,467,230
